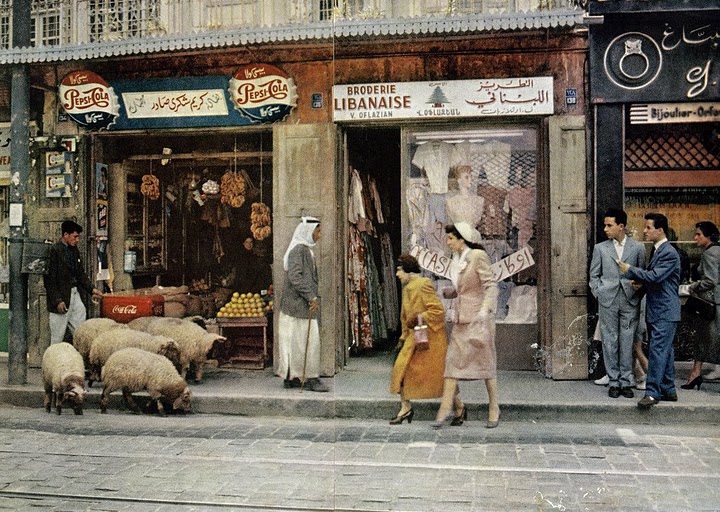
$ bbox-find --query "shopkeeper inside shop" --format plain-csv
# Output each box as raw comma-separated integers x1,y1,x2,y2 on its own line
233,236,272,294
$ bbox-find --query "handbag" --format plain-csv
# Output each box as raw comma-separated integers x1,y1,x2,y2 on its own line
685,295,716,321
413,313,429,351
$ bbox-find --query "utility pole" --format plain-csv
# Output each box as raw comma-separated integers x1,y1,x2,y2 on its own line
8,0,32,384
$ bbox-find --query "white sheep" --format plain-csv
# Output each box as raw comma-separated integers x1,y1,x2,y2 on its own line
41,342,87,415
72,318,129,370
88,329,182,385
126,316,156,332
131,317,224,383
100,347,192,416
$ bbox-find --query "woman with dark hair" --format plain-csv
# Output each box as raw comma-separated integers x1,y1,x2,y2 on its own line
681,220,720,389
388,254,448,424
433,222,500,428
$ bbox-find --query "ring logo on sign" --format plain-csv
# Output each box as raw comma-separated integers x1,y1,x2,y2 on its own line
603,32,663,91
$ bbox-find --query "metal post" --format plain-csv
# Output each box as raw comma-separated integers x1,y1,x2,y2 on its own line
8,0,32,384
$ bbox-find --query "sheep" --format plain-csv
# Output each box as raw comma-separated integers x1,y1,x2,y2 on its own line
100,347,192,416
41,342,87,415
131,317,224,383
72,318,129,372
126,316,156,332
87,329,182,386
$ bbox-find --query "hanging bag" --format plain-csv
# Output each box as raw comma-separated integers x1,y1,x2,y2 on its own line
685,294,715,321
413,313,429,350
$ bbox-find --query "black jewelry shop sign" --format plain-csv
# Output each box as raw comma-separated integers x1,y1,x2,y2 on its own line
589,10,720,104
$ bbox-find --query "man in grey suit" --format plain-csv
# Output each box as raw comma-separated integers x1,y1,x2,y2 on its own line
590,209,646,398
620,213,681,409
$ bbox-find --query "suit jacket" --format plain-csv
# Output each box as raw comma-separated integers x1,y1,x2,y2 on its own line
279,244,319,319
589,237,646,308
626,241,681,323
44,241,94,313
689,244,720,305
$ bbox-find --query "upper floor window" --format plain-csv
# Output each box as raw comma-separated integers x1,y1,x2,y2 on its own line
89,0,160,41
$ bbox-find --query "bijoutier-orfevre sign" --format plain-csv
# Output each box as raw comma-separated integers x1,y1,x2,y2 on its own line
333,77,554,121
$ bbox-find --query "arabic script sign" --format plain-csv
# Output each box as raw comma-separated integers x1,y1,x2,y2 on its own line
58,71,119,130
229,64,297,123
589,10,720,103
333,78,554,121
122,89,228,118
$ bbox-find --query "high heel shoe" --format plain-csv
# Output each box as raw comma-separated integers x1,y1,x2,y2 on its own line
486,407,501,429
431,412,454,430
450,406,467,426
680,375,703,390
389,408,414,425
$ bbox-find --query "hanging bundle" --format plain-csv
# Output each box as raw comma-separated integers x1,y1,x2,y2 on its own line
250,202,272,240
141,174,160,200
220,170,246,208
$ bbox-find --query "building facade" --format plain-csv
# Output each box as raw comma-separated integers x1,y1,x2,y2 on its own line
1,0,590,379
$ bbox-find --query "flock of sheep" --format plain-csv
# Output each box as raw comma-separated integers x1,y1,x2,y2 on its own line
41,317,225,416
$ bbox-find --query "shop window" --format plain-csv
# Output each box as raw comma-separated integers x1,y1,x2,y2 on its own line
406,126,539,324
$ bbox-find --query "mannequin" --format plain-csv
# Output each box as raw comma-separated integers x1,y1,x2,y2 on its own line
446,165,484,230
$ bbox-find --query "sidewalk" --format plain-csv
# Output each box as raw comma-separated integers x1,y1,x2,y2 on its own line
1,351,719,424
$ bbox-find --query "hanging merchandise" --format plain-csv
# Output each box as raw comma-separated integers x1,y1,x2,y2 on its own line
220,170,246,207
202,179,220,196
250,202,272,240
141,174,160,200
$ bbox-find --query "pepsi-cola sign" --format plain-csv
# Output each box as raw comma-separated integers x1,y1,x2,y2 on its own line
59,71,120,130
229,64,297,123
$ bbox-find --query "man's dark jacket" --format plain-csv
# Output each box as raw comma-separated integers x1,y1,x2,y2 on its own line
44,241,94,313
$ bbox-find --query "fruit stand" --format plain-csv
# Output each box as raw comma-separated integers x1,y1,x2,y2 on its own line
214,292,273,369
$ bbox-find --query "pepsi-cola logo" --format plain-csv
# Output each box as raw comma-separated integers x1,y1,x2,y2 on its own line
229,64,297,123
59,71,120,130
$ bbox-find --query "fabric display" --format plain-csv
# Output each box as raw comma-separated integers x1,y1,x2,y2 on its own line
347,168,399,350
411,141,453,194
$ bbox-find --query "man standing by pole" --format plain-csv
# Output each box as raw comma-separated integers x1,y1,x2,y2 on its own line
619,213,681,409
590,208,646,399
44,221,103,344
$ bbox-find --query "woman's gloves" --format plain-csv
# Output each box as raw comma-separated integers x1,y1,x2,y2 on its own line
406,315,420,330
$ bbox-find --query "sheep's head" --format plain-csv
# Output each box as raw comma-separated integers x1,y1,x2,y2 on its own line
203,334,226,355
173,387,192,411
62,383,86,415
158,339,183,374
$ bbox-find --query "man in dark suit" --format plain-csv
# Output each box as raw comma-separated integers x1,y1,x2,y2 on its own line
44,220,103,344
619,213,681,409
590,208,646,398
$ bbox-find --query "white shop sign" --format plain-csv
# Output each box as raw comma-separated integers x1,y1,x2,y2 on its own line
333,77,553,121
629,102,720,124
122,89,229,118
409,245,535,283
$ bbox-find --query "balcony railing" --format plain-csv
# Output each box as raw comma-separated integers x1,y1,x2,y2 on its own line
1,0,580,50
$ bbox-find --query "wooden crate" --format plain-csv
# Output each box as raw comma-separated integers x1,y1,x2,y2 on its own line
215,317,269,369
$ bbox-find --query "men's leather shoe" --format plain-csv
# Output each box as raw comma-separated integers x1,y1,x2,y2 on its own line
305,378,329,392
661,393,678,402
620,387,634,398
637,395,658,409
283,378,302,389
608,387,621,398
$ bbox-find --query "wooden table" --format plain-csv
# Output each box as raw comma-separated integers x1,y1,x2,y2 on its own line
215,317,269,369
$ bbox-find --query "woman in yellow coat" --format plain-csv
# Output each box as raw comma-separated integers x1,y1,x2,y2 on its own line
389,254,448,424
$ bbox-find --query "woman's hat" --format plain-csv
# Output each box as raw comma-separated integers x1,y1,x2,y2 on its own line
454,222,481,244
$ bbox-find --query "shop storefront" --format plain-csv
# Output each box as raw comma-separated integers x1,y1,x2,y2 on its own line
589,0,720,360
19,28,590,379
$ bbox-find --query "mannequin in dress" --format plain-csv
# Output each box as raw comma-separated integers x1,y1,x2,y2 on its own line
446,165,484,231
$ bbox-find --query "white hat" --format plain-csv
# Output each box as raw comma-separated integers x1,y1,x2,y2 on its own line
454,222,481,244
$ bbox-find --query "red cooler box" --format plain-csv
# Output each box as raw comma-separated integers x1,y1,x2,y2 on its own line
101,293,165,323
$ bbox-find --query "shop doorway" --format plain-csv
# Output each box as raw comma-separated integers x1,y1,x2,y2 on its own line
345,127,403,354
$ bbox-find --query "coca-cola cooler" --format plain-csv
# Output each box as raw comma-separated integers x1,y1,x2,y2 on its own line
101,293,165,323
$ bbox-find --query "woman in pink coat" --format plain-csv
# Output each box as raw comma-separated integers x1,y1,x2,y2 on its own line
433,222,501,428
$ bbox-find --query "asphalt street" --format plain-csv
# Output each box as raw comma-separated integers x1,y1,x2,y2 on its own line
0,405,718,511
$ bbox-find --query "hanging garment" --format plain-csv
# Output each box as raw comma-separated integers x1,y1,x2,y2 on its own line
362,231,388,342
406,179,430,247
412,141,453,194
380,232,399,332
348,225,373,349
348,168,366,224
368,177,385,225
508,186,536,249
478,185,509,238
